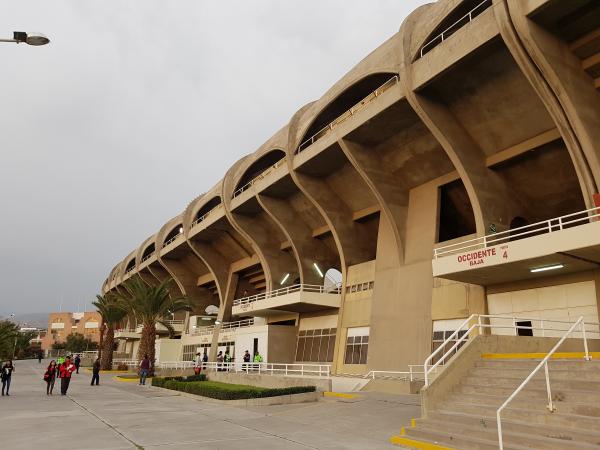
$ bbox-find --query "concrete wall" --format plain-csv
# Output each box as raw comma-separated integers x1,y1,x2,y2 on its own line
205,371,331,392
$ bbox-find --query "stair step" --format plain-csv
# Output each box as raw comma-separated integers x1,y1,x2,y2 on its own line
404,425,538,450
415,416,600,449
439,400,600,430
469,366,600,381
461,375,600,392
450,388,600,408
475,359,600,370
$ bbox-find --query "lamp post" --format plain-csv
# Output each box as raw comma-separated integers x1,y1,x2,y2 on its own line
0,31,50,46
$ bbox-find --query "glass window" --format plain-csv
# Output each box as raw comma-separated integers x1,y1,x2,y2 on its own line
296,328,337,362
344,327,369,365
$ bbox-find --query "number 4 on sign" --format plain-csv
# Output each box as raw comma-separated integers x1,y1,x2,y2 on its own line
503,251,508,259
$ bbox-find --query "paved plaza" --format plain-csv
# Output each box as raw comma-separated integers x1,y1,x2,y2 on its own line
0,360,418,449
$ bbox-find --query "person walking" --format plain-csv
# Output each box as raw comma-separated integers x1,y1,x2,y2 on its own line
242,350,251,372
90,358,100,386
139,354,150,385
44,360,57,395
253,351,263,371
224,350,232,371
38,352,43,364
216,351,224,371
56,355,65,379
74,355,81,374
1,360,15,396
59,356,76,395
194,352,202,375
202,352,208,370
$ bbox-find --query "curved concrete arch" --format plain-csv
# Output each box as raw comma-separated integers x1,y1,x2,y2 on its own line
398,5,523,235
134,234,162,287
290,35,402,151
223,151,287,293
498,0,600,201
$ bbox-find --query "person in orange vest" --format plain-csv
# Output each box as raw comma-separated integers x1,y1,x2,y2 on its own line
59,356,76,395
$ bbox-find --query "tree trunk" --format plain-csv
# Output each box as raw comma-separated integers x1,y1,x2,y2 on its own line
98,323,105,360
100,327,115,370
137,322,156,376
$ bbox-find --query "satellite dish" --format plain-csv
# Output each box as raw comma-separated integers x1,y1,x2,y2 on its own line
205,305,219,315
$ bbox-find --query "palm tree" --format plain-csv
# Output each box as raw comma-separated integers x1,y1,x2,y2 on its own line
0,320,19,359
116,276,189,374
93,294,127,370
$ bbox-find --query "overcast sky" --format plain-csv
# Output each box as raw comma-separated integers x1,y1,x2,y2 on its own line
0,0,428,315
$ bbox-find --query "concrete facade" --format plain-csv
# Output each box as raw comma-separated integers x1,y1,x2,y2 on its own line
103,0,600,375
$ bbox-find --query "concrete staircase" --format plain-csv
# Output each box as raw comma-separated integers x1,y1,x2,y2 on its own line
393,355,600,449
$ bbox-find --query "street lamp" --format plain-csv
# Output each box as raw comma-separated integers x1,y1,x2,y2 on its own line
0,31,50,46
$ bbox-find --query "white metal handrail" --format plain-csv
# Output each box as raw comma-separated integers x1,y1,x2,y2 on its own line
191,203,223,227
365,365,432,382
125,266,135,273
163,232,183,248
232,158,287,199
419,0,492,58
233,283,341,307
496,317,591,450
434,206,600,259
190,318,255,336
199,361,331,377
163,319,184,325
423,314,600,386
296,75,399,154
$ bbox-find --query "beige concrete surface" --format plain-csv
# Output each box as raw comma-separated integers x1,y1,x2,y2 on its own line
1,359,419,449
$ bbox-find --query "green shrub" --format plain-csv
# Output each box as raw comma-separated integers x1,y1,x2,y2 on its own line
153,378,315,400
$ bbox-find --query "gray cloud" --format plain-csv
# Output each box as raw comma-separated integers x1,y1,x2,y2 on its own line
0,0,428,314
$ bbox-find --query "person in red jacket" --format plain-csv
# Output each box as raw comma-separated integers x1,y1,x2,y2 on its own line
59,356,76,395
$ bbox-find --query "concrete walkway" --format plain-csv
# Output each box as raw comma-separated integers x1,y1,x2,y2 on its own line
0,359,419,449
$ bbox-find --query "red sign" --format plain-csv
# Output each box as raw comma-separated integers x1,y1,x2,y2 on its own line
456,245,509,267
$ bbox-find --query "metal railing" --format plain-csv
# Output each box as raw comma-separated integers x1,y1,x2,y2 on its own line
162,232,183,248
176,361,331,377
496,316,591,450
296,75,399,154
158,361,195,370
423,314,600,386
190,319,255,336
112,359,139,368
434,206,600,259
232,158,287,199
233,283,341,307
364,365,433,382
163,319,184,325
419,0,492,58
125,265,135,274
141,251,154,263
191,203,223,228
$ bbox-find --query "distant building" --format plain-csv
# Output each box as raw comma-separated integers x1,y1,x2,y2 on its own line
41,311,101,351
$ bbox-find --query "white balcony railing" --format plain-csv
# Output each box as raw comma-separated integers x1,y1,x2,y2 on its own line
190,318,255,336
162,232,183,248
232,158,287,199
419,0,492,58
433,206,600,259
191,203,223,228
233,284,341,307
141,251,154,263
296,75,399,154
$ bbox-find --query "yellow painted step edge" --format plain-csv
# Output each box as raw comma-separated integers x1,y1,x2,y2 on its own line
323,391,357,399
390,435,454,450
113,376,153,383
482,352,600,360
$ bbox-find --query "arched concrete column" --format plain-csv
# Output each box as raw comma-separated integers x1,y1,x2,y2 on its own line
498,0,600,202
257,193,339,285
222,157,277,292
229,205,299,288
398,11,523,235
338,138,407,266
